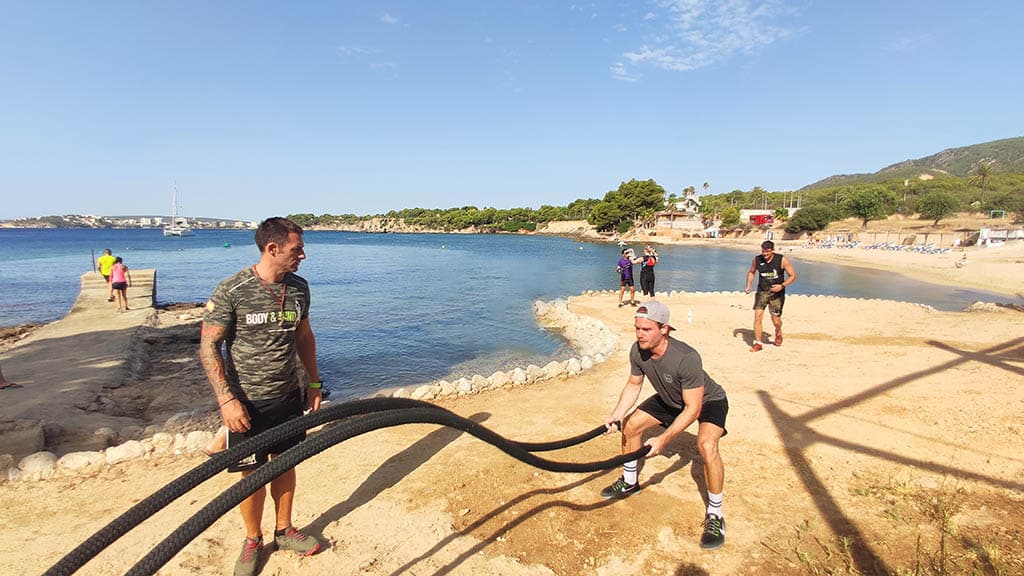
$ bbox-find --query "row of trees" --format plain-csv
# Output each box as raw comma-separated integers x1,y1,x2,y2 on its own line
291,169,1023,236
289,180,667,233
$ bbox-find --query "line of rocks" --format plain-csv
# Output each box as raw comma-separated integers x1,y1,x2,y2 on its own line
1,296,617,484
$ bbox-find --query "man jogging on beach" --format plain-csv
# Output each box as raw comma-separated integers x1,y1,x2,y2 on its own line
200,217,323,576
744,240,797,352
601,301,729,550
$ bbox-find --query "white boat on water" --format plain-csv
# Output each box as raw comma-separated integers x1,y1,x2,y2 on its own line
163,187,195,237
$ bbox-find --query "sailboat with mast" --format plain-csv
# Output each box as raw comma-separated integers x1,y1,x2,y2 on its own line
163,185,195,237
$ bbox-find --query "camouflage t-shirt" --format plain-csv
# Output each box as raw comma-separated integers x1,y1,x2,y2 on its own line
203,267,311,401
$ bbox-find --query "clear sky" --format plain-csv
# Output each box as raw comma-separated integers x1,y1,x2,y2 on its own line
2,1,1022,221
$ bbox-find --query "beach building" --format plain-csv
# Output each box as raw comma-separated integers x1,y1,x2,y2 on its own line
653,188,706,237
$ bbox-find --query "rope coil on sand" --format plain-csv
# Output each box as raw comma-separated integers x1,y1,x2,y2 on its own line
45,398,650,576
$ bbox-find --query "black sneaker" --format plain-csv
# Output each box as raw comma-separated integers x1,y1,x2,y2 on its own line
600,477,640,500
700,513,726,549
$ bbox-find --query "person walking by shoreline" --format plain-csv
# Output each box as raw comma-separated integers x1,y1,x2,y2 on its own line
639,245,658,298
200,216,324,576
110,256,133,312
617,248,642,307
600,301,730,550
744,240,797,352
96,248,116,302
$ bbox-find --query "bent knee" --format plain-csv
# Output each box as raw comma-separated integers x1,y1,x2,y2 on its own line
698,437,720,460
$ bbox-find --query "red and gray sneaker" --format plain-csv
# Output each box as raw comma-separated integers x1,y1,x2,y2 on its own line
274,527,321,556
750,343,763,352
233,536,263,576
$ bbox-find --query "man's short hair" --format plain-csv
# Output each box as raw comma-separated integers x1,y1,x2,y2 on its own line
255,217,304,252
761,240,775,250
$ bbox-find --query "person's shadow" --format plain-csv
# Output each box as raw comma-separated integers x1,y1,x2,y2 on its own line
303,412,492,542
639,428,707,504
732,327,760,348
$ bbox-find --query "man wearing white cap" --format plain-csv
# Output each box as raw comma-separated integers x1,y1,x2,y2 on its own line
601,300,730,550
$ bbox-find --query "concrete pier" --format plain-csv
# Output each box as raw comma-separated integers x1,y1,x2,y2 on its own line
0,270,158,458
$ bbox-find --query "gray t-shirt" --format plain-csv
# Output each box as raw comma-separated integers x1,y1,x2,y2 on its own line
629,337,727,409
203,267,311,401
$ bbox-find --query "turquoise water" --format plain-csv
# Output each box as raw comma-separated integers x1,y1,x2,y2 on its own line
0,228,1015,399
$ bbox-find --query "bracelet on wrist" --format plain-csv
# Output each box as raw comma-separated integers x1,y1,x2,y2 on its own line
308,381,323,389
219,397,237,408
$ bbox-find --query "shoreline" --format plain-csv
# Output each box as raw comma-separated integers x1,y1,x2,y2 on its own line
3,232,1022,460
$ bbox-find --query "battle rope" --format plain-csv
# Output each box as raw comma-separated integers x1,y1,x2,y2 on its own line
45,398,649,576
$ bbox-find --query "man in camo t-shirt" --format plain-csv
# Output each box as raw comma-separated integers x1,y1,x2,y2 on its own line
200,217,324,575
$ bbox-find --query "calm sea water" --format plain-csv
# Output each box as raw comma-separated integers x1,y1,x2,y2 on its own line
0,228,1014,399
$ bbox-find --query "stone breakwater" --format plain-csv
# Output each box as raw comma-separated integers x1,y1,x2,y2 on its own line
1,296,617,483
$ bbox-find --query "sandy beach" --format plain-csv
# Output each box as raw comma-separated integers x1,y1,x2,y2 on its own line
2,234,1023,575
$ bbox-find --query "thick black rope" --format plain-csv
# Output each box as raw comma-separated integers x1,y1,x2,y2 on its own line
46,399,648,576
125,406,649,576
45,397,431,576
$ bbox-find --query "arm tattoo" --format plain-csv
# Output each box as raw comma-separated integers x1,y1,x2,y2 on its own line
200,322,232,397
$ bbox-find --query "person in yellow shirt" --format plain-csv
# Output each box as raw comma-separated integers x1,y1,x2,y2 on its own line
96,248,117,302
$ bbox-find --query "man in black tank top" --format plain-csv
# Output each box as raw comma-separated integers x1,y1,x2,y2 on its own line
743,240,797,352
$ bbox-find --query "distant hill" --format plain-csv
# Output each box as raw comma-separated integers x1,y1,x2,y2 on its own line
801,136,1024,190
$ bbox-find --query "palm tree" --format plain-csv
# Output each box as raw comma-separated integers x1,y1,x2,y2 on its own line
970,160,995,203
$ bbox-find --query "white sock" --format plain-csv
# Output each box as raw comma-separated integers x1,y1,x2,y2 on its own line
623,460,638,485
706,491,723,517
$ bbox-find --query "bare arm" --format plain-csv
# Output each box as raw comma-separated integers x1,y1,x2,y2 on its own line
605,373,645,432
200,321,250,431
645,386,704,457
294,317,322,412
780,256,797,287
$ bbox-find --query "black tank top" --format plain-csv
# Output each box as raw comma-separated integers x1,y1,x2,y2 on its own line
755,254,786,292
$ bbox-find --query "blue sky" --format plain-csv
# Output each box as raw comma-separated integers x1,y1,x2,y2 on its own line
1,1,1021,221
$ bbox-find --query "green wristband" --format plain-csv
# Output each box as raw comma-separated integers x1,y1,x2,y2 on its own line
308,381,322,389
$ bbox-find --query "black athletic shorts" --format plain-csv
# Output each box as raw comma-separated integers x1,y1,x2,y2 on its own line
620,276,635,287
636,394,728,437
111,281,128,290
227,389,306,473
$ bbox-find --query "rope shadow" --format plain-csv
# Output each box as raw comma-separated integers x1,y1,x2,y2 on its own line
388,471,613,576
307,412,491,535
756,335,1024,575
391,430,701,576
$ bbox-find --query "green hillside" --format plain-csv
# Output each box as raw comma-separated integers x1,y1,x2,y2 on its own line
802,136,1024,190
